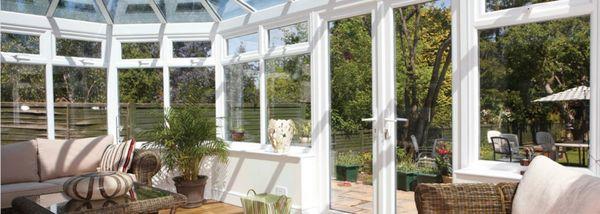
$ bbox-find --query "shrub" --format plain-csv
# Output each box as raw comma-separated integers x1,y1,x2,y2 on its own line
336,151,362,167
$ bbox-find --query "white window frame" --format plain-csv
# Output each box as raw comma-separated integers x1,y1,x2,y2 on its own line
453,0,600,181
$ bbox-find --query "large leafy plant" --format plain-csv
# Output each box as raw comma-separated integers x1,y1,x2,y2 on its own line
143,106,228,181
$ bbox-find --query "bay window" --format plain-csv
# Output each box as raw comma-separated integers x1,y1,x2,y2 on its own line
224,61,260,142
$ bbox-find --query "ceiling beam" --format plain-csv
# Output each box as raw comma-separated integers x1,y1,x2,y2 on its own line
233,0,256,13
95,0,114,24
46,0,59,17
200,0,222,22
147,0,167,23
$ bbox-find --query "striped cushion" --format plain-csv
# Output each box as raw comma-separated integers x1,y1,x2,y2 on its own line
99,139,136,172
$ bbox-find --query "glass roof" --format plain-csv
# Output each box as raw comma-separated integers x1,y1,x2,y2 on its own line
0,0,290,23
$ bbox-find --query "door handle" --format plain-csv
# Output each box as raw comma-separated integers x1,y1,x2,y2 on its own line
361,118,376,122
384,118,408,123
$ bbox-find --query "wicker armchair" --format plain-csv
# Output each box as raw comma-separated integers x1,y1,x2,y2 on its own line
129,149,162,186
415,183,519,214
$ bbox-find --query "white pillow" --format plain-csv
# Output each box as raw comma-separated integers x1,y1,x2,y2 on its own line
513,156,600,214
99,139,136,173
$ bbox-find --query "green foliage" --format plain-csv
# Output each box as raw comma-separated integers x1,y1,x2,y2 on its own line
119,68,163,104
1,64,46,102
142,106,228,181
336,151,362,167
296,120,311,137
360,151,372,174
53,67,106,103
397,161,417,173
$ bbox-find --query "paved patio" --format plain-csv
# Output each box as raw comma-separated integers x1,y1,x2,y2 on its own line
331,180,417,214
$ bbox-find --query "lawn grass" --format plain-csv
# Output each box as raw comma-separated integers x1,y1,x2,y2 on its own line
479,143,589,167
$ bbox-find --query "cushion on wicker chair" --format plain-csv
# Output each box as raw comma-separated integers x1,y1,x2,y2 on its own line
512,156,600,214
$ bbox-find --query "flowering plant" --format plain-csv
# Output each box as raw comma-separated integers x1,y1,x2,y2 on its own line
434,144,452,176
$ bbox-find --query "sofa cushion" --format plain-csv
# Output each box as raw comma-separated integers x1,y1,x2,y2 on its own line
1,140,40,184
99,138,137,172
1,182,60,208
43,174,137,187
513,156,600,214
38,136,113,181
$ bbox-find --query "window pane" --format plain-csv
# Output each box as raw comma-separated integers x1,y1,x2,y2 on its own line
103,0,160,24
0,0,50,15
268,22,308,48
170,67,215,105
479,16,590,167
225,61,260,142
227,33,258,56
245,0,286,10
121,42,160,59
57,38,102,58
208,0,246,20
266,54,310,146
118,68,163,141
154,0,213,23
54,67,107,139
173,41,211,58
1,64,47,144
54,0,105,23
486,0,556,12
1,33,40,54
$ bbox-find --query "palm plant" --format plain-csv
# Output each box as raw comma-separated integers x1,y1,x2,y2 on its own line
143,105,228,181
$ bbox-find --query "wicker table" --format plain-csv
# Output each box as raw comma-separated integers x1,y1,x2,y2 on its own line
12,183,186,214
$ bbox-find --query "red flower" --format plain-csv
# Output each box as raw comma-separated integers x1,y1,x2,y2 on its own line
437,148,449,156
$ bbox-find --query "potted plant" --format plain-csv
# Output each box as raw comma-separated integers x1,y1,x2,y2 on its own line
434,145,453,183
143,106,228,208
297,120,311,144
397,161,417,191
231,128,245,141
415,158,442,184
335,151,362,182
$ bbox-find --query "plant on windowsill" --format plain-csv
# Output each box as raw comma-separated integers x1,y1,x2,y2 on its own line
335,151,362,182
142,105,228,208
231,127,245,141
297,120,311,144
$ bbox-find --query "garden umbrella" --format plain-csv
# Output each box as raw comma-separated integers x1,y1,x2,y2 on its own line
533,86,590,102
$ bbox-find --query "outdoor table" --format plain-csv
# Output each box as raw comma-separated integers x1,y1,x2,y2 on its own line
554,142,589,167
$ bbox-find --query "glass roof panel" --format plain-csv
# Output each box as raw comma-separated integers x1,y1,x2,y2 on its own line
154,0,212,23
1,0,51,15
208,0,246,20
103,0,160,24
245,0,286,11
54,0,105,23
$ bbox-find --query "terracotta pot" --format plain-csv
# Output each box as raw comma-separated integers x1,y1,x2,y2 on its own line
231,131,245,141
173,175,208,208
442,175,453,183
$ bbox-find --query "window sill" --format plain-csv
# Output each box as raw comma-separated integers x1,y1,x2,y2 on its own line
454,160,525,182
226,141,315,159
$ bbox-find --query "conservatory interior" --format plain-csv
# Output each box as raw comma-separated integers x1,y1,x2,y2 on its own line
1,0,599,213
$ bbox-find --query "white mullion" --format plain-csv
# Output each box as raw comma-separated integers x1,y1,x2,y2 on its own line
41,31,55,139
200,0,223,22
215,34,227,140
310,10,331,213
147,0,167,24
106,27,120,142
591,0,600,176
95,0,114,24
258,25,267,145
234,0,256,13
162,36,171,113
46,0,59,17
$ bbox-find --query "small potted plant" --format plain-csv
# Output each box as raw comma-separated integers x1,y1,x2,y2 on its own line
143,106,228,208
434,145,453,183
297,120,311,144
415,158,442,184
230,127,245,141
397,161,417,191
335,151,362,182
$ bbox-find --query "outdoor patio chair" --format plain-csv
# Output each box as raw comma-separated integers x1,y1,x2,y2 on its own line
487,130,501,144
535,132,568,162
411,135,432,160
500,133,520,155
490,137,516,162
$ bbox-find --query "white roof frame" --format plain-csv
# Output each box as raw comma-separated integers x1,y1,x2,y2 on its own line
234,0,256,13
147,0,167,23
46,0,59,17
95,0,114,24
200,0,223,22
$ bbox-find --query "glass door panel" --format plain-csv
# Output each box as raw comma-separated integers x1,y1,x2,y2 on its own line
329,14,374,213
394,1,452,213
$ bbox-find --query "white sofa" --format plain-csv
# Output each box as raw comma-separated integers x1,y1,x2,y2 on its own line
0,135,157,208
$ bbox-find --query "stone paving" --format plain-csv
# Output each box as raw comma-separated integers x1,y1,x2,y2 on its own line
331,180,417,214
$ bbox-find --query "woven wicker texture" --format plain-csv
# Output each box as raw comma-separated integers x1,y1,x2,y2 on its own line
129,150,161,186
414,182,519,214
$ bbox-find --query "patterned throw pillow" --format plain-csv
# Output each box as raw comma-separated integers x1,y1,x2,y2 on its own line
99,139,136,172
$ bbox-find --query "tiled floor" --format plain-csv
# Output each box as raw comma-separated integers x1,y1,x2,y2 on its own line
331,181,418,214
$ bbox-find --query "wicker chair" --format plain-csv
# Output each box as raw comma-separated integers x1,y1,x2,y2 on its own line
130,149,162,186
415,183,519,214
